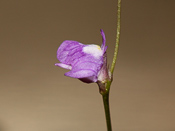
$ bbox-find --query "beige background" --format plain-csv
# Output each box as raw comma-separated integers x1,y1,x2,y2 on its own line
0,0,175,131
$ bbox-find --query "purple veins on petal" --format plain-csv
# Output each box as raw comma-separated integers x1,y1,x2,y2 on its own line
73,61,100,73
57,40,85,64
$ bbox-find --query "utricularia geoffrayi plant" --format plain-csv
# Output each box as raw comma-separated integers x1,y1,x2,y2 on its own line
55,1,121,131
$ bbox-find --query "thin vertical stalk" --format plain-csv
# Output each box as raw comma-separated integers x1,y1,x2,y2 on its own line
102,93,112,131
110,0,121,75
102,1,122,131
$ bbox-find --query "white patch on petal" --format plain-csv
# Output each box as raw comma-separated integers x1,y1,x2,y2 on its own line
82,45,103,58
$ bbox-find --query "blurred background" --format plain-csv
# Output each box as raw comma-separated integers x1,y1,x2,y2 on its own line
0,0,175,131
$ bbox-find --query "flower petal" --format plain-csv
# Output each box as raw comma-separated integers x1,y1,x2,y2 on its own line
57,40,85,64
65,69,97,83
73,62,99,73
82,45,103,59
55,63,72,70
100,29,107,52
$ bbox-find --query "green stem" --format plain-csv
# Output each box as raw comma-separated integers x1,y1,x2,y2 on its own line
110,0,121,75
101,0,121,131
102,93,112,131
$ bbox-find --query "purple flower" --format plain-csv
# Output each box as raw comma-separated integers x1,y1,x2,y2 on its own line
55,29,109,83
